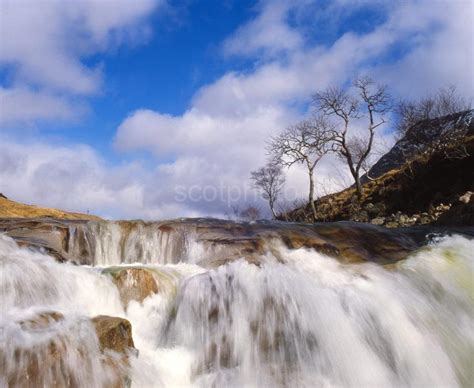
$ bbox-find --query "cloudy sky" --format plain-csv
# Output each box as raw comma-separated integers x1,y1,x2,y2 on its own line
0,0,472,219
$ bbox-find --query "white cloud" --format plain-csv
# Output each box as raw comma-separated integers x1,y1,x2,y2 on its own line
0,0,161,124
0,87,82,125
373,0,474,99
222,0,303,58
0,138,295,220
0,139,153,219
112,0,472,219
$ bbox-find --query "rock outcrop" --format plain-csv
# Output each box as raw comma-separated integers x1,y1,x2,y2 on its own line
365,109,473,180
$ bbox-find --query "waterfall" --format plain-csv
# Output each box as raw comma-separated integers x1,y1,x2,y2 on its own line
67,221,191,266
1,224,473,387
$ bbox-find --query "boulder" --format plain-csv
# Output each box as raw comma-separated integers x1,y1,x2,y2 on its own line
459,191,473,204
103,267,173,308
350,210,369,223
371,217,385,226
91,315,135,354
3,312,135,388
436,194,474,226
364,202,386,217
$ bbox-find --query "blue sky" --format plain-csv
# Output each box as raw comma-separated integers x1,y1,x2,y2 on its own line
0,0,473,219
1,1,255,154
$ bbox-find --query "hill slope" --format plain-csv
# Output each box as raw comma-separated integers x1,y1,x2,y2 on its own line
284,110,474,227
0,194,101,220
365,109,473,180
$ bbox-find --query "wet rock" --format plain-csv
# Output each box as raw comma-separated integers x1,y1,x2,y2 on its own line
1,217,473,268
3,312,134,388
91,315,135,354
0,218,87,263
90,315,137,388
104,267,160,308
18,311,64,330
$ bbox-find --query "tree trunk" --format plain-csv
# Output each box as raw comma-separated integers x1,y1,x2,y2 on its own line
269,201,277,219
308,170,317,221
354,172,362,199
347,159,362,199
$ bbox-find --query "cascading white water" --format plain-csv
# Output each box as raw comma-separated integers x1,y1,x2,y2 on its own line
1,229,473,387
67,221,191,266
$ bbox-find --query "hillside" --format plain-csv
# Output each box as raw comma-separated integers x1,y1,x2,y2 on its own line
284,110,474,227
365,109,473,180
0,194,101,220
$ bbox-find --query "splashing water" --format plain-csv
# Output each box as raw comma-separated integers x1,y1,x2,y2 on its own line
1,229,473,387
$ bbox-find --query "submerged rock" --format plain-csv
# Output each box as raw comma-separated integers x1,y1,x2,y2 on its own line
3,312,135,388
18,311,64,330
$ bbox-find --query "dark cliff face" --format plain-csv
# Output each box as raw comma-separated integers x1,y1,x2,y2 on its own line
366,109,473,181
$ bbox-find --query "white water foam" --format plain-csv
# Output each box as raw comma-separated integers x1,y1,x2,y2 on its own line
1,232,473,387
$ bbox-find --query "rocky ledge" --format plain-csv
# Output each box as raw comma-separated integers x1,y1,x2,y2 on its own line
1,217,473,267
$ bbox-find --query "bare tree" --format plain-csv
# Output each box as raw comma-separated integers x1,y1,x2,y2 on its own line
313,76,390,198
226,204,261,221
250,163,285,219
395,86,471,136
269,115,334,220
239,205,261,221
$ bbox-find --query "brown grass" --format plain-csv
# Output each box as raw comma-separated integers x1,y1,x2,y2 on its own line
0,196,101,220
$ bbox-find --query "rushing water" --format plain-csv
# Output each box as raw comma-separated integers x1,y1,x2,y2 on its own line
1,224,473,387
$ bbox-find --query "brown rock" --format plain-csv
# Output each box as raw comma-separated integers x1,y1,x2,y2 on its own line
104,267,160,308
3,312,134,388
2,217,472,269
91,315,135,354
